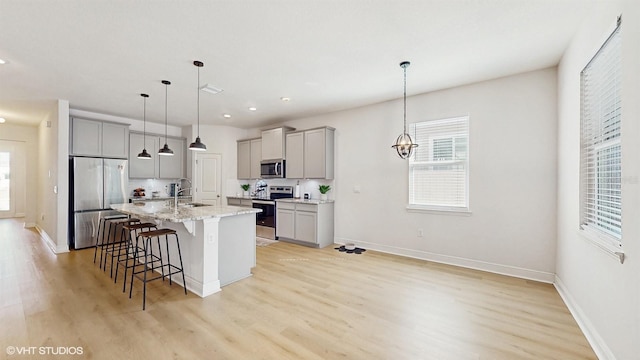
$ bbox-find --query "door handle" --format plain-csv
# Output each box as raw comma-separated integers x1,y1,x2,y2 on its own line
217,195,220,198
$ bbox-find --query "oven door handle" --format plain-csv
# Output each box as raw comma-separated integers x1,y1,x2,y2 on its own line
252,200,275,205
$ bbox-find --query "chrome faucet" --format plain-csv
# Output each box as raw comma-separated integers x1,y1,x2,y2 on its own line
174,186,192,208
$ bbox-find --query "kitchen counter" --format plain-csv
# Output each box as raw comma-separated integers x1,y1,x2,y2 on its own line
130,195,192,202
111,202,260,222
111,202,261,297
276,198,335,205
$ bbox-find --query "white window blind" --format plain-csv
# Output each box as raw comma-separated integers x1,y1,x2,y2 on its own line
409,116,469,211
580,23,622,247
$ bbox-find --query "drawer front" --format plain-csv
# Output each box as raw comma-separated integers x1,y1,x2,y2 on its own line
240,199,253,207
228,198,241,206
295,203,318,212
277,202,296,210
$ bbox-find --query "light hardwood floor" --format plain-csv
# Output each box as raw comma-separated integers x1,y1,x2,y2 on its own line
0,218,595,359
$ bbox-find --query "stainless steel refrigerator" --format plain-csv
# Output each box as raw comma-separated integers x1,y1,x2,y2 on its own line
69,157,128,249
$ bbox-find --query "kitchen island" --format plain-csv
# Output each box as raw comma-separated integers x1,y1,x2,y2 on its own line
111,201,261,297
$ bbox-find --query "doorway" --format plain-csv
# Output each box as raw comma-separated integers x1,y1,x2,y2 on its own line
194,153,222,206
0,142,15,218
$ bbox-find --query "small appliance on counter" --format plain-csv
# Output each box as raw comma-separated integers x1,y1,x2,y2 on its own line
133,188,145,197
168,183,178,197
254,180,268,199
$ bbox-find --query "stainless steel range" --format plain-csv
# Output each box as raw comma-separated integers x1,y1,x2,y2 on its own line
253,186,293,240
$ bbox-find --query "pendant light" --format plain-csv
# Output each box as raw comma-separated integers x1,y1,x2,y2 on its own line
189,60,207,151
158,80,174,156
137,93,152,160
392,61,418,159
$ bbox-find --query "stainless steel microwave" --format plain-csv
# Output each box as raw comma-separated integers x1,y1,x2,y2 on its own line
260,159,285,178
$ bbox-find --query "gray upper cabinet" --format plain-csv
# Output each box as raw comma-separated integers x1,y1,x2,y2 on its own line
102,122,130,158
304,127,334,179
285,132,304,179
237,138,262,179
158,137,185,179
70,117,129,158
71,118,102,156
237,140,251,179
250,138,262,179
261,126,294,160
129,133,158,178
261,128,284,160
285,127,335,179
129,132,185,179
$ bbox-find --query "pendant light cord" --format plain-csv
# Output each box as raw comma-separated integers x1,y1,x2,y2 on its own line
164,82,168,143
197,65,200,136
403,64,407,134
143,96,146,148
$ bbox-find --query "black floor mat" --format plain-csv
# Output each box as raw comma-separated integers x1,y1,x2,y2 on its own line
335,245,366,254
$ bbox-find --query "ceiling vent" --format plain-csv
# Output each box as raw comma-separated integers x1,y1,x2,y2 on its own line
200,84,223,95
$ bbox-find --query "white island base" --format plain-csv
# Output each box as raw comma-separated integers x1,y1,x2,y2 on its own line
111,203,259,297
164,214,256,297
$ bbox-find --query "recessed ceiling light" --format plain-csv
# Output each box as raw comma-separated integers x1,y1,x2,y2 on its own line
0,59,6,65
200,84,223,95
248,107,257,111
223,114,232,118
280,97,291,102
0,118,5,123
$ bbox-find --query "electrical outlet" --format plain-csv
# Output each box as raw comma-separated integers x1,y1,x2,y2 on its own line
417,228,423,237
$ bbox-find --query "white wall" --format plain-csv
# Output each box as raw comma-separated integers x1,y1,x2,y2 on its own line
37,100,70,253
0,124,38,224
556,1,639,359
268,67,558,282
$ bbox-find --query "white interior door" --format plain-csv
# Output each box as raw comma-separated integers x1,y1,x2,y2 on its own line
195,153,222,206
0,141,15,218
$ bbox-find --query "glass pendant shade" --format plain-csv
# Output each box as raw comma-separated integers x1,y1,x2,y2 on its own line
159,80,174,156
392,60,418,159
138,93,152,160
189,60,207,151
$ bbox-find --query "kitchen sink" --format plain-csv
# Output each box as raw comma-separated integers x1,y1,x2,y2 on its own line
179,202,209,208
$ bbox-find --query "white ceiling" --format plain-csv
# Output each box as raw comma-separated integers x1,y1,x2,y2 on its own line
0,0,595,128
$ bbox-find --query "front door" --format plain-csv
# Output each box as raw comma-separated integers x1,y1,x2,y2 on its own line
0,141,15,218
195,153,222,206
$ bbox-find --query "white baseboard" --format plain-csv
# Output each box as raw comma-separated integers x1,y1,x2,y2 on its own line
35,225,69,254
554,276,616,360
15,212,25,217
335,237,555,283
23,222,36,228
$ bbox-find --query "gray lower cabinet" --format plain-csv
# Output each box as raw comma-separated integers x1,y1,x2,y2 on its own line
227,197,253,207
276,201,334,247
129,132,185,179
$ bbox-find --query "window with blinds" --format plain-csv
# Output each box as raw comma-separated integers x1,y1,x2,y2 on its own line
408,116,469,211
579,22,622,247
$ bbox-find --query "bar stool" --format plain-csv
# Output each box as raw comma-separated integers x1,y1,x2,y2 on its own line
93,215,136,269
114,222,158,292
129,228,187,310
101,218,142,276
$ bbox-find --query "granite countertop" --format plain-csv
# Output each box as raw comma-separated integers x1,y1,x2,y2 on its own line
275,198,335,204
111,202,261,223
130,195,192,202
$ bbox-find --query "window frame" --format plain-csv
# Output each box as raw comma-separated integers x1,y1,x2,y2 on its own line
407,115,470,214
578,19,623,253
